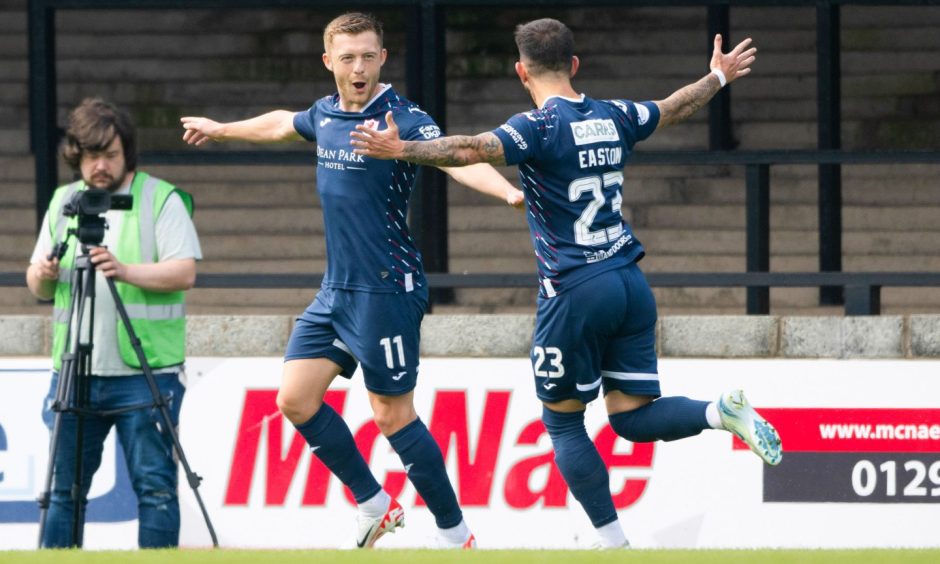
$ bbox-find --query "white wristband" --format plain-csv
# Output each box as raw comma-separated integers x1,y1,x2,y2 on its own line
711,68,727,87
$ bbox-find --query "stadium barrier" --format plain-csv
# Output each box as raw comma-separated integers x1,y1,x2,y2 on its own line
1,313,939,359
2,314,940,549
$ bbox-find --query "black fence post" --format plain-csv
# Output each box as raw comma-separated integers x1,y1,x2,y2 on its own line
844,285,880,316
817,0,844,305
28,0,58,232
746,163,770,314
707,4,734,151
407,1,452,308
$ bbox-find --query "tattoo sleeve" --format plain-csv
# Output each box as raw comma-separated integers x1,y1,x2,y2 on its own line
400,132,507,167
656,74,722,128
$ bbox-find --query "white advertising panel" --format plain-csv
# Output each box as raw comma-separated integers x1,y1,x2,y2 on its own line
1,357,939,550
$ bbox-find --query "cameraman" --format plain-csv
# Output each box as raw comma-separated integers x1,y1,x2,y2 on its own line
26,98,201,548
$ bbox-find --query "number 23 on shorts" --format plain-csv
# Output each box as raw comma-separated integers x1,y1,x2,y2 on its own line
533,346,565,378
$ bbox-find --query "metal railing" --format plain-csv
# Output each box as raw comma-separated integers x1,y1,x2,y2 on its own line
21,0,940,316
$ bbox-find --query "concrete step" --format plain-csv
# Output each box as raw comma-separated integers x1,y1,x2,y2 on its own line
54,81,334,111
0,287,43,311
144,164,314,183
0,107,27,129
446,285,940,314
197,259,324,273
53,56,403,86
0,8,26,33
56,33,316,58
652,286,940,311
842,6,940,27
0,129,28,153
193,207,321,235
640,228,940,256
7,283,939,317
0,205,35,234
450,257,536,273
186,287,315,308
642,254,940,272
450,231,536,257
0,83,26,105
632,204,940,231
200,234,323,260
0,156,36,181
735,5,940,28
449,205,527,231
186,182,317,208
0,61,25,81
0,234,37,261
52,9,338,34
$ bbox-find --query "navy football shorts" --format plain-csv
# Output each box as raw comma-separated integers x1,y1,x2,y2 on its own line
532,262,661,404
284,285,429,396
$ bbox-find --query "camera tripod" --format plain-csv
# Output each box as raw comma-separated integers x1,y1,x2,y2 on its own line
36,240,218,548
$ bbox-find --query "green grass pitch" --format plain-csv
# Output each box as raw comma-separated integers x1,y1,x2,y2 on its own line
1,550,939,564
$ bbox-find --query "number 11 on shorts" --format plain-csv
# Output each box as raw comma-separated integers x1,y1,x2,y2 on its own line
380,335,406,369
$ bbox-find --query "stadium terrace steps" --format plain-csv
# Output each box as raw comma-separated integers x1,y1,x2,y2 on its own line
1,3,939,315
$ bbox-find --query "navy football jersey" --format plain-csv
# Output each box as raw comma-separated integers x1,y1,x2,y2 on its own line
492,95,660,297
293,85,442,293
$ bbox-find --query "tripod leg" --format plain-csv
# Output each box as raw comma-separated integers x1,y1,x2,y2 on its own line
38,252,93,549
105,277,219,547
37,397,66,548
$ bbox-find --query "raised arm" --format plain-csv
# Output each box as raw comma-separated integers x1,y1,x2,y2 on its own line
350,112,508,168
655,35,756,128
441,163,524,208
181,110,302,145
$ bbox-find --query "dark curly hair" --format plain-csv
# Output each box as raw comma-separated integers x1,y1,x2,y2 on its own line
60,98,137,172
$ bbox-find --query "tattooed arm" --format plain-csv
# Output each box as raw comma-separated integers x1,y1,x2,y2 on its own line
350,112,507,167
655,74,722,128
350,112,521,205
655,34,756,129
407,132,507,167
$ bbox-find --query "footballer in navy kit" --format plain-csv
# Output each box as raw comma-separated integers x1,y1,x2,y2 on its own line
182,12,522,550
352,17,782,549
288,86,443,396
494,95,663,405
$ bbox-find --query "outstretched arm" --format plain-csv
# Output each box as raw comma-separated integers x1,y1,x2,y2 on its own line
442,164,524,208
181,110,302,145
350,112,508,167
655,35,756,128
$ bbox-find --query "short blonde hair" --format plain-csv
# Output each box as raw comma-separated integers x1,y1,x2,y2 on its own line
323,12,384,51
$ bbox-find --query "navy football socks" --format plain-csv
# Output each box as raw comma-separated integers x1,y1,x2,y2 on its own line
387,418,463,529
295,403,382,503
542,406,618,528
608,396,710,442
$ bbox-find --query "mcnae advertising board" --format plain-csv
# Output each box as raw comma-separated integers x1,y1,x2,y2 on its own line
1,358,938,549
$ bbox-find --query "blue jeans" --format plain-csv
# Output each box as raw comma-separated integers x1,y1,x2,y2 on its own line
41,371,185,548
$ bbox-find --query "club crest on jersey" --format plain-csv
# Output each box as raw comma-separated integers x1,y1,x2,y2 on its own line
570,118,619,146
363,119,380,130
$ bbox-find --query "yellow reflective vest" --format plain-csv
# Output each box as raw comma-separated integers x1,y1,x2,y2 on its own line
48,172,194,371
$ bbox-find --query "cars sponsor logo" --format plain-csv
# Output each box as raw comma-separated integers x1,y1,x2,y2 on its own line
570,119,619,146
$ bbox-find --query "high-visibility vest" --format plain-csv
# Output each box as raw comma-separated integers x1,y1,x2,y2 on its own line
49,172,194,371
